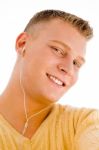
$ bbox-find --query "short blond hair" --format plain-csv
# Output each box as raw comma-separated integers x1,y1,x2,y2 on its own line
24,9,93,40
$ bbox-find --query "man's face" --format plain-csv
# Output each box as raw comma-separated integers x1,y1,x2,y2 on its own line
18,19,86,103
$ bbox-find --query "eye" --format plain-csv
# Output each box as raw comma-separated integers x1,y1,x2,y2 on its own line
73,59,82,68
50,46,65,57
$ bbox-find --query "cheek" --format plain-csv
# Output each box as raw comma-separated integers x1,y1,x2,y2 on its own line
71,72,79,86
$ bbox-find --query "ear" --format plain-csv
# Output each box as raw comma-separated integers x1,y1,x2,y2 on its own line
15,32,28,56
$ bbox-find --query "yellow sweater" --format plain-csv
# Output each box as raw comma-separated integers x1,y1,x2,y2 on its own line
0,104,99,150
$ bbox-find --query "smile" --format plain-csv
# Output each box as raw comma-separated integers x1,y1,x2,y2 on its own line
46,73,65,87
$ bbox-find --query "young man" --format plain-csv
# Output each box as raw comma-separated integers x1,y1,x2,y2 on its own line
0,10,99,150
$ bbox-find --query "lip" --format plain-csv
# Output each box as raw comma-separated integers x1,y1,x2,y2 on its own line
46,73,66,87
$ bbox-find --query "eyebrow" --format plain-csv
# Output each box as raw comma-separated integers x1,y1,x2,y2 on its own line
49,40,85,63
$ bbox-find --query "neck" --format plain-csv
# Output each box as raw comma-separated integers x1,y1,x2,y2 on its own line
0,80,54,136
0,63,53,121
0,62,54,138
0,81,53,121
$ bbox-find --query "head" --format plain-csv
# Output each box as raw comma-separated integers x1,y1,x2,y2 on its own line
15,10,93,104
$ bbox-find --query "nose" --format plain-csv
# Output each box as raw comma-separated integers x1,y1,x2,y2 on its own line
58,56,74,77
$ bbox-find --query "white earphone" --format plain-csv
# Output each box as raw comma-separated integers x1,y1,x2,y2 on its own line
22,47,25,56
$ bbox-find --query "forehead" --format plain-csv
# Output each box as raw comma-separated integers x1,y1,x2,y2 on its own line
31,19,87,57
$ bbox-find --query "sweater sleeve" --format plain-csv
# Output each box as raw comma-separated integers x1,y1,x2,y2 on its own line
73,108,99,150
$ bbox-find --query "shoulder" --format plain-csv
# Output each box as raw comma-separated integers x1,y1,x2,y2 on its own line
49,104,99,150
74,108,99,150
52,103,97,120
52,103,99,134
56,104,99,150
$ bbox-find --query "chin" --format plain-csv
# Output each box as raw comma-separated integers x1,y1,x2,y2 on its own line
45,94,63,104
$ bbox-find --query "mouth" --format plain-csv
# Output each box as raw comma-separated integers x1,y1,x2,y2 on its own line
46,73,65,87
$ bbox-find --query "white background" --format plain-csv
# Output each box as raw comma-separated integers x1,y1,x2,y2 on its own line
0,0,99,108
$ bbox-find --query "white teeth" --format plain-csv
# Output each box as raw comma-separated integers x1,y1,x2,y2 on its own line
49,75,63,86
